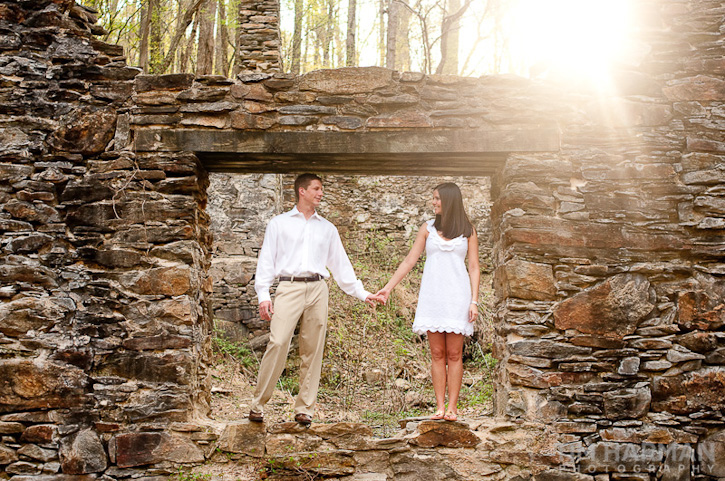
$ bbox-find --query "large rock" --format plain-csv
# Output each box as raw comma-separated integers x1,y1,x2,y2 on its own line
59,429,107,474
662,75,725,101
110,432,204,468
699,430,725,477
553,274,654,339
97,351,193,384
390,450,458,481
494,258,557,301
409,420,480,448
508,340,591,359
652,367,725,414
299,67,393,94
48,106,117,155
661,443,692,481
0,296,73,337
0,443,18,464
217,421,266,458
118,266,192,296
602,386,651,420
0,360,89,413
677,290,725,331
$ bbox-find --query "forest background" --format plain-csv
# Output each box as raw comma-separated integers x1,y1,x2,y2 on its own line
77,0,587,78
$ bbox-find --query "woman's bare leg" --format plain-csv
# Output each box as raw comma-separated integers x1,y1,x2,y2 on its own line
444,333,464,414
428,331,448,414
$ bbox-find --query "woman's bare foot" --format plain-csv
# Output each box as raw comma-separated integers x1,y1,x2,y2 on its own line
430,410,445,420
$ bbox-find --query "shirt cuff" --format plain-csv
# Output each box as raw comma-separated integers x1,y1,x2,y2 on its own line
257,291,271,304
358,289,373,302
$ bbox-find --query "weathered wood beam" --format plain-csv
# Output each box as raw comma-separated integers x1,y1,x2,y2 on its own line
134,129,560,154
198,152,506,176
134,128,559,175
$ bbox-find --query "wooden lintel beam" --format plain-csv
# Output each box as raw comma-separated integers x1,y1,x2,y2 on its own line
134,128,560,155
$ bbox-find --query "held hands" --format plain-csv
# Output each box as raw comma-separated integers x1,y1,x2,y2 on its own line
365,292,387,307
372,288,390,305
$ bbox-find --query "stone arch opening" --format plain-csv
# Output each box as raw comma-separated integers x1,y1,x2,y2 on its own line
134,124,552,424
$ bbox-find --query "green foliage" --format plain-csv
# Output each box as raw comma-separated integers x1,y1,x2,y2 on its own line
466,340,498,371
171,469,211,481
278,373,300,396
211,326,258,370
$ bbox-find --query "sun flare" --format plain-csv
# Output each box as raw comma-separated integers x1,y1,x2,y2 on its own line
508,0,632,83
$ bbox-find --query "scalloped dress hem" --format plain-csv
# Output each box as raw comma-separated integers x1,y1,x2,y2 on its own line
412,319,473,337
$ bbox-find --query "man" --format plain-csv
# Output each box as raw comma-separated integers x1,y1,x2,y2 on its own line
249,173,378,426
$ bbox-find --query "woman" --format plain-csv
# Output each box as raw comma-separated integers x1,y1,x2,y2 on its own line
375,182,479,421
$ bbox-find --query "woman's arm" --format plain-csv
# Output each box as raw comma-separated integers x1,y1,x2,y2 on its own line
375,223,429,304
467,229,480,322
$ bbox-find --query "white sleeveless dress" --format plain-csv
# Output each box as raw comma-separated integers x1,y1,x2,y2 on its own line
412,220,474,337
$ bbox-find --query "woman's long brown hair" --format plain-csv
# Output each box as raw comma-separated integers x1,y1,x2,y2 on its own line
433,182,473,239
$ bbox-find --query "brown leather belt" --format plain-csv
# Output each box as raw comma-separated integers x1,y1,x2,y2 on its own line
279,274,323,282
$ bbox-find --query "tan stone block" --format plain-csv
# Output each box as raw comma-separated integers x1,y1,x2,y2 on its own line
217,421,266,458
494,258,556,301
299,67,393,94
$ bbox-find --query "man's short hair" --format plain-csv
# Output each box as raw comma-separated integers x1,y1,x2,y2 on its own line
294,173,322,202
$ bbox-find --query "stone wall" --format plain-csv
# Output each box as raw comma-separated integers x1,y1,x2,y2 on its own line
0,0,213,477
1,0,724,479
207,173,492,342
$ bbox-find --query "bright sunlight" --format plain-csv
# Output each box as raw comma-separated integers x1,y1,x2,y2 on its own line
505,0,633,82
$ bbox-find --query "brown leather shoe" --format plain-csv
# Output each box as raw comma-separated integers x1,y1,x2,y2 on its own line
294,413,312,427
249,410,264,422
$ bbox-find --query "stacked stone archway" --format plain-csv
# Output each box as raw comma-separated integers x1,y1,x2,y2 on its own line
1,0,724,479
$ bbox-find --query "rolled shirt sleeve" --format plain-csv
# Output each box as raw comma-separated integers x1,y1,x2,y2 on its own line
254,219,278,304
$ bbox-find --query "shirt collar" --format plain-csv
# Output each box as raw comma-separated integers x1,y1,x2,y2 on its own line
290,206,321,220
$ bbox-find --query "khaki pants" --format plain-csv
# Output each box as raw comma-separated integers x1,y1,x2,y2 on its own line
250,280,329,416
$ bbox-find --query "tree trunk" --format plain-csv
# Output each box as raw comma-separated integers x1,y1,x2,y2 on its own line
385,0,397,69
323,0,334,68
138,0,150,72
436,0,469,75
346,0,356,66
215,0,230,76
196,0,217,75
291,0,304,74
378,0,385,66
157,0,206,74
148,0,163,73
397,0,411,71
181,8,200,73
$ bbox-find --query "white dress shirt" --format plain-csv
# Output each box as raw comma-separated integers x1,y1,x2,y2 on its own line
254,207,371,303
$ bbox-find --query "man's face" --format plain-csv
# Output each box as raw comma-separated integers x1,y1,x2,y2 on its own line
299,179,323,207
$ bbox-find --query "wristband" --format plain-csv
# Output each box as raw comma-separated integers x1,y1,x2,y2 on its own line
471,301,478,305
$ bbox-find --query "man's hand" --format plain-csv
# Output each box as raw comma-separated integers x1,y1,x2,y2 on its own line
259,300,274,321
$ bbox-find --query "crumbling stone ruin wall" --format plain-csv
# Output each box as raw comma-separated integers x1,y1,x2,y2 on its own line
0,0,724,479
